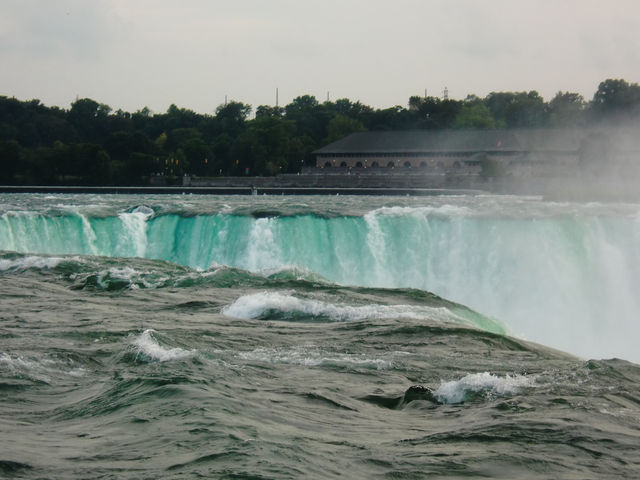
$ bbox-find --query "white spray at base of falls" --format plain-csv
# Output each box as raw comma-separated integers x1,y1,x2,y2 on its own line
1,195,640,363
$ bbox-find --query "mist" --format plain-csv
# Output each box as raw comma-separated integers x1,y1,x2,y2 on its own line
488,123,640,201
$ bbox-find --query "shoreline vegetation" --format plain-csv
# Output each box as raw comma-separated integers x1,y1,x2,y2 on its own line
1,78,639,188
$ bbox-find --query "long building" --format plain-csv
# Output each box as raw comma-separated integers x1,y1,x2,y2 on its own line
311,129,611,172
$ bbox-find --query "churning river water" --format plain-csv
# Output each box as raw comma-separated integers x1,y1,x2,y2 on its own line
1,193,639,479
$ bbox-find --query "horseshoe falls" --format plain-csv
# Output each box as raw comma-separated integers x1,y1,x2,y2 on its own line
2,194,638,361
1,193,640,479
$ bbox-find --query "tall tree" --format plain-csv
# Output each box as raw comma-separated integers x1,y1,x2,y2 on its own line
454,103,495,129
484,92,517,128
285,95,324,141
504,91,547,128
0,140,22,183
591,78,640,122
548,91,586,127
232,116,295,175
68,98,112,142
326,114,366,143
255,105,284,118
215,101,251,138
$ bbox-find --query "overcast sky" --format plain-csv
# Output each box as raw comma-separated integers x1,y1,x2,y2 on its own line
1,0,639,114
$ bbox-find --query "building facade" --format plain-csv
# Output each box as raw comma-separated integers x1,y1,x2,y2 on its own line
311,129,622,175
313,130,524,171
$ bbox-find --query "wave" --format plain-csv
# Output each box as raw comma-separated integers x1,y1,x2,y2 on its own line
359,373,534,409
434,372,533,404
0,253,75,272
0,252,333,294
221,291,505,333
130,329,194,363
0,352,87,385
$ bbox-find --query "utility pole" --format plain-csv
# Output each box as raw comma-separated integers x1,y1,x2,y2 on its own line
443,87,449,101
276,87,279,107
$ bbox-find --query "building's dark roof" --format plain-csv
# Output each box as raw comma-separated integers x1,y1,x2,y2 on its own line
313,129,589,155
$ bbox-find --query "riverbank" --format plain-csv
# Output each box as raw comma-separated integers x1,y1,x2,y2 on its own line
0,185,487,196
1,168,638,201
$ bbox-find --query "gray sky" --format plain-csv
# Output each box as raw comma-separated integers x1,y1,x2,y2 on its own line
1,0,639,114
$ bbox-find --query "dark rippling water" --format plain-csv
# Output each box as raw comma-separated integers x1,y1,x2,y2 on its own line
1,194,640,479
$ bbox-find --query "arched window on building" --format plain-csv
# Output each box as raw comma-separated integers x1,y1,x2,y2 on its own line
387,161,395,168
371,161,379,168
324,162,332,168
403,161,412,168
340,161,348,167
420,161,428,168
355,161,363,168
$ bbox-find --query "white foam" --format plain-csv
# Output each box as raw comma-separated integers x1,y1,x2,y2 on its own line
259,264,329,282
222,291,469,324
78,213,98,255
99,267,142,288
364,211,388,284
369,205,473,218
78,266,169,290
244,218,281,271
206,261,225,271
237,346,396,370
435,372,533,404
117,209,152,257
131,329,193,362
0,352,86,382
131,205,154,216
0,255,67,272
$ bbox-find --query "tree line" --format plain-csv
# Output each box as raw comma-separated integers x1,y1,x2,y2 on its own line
1,78,639,185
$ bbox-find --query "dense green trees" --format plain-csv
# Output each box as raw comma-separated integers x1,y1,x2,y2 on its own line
454,97,495,129
591,79,640,122
0,78,638,185
547,92,587,127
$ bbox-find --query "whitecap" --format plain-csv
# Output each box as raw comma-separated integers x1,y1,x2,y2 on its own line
0,353,87,382
130,205,155,216
0,255,67,272
222,291,471,325
260,264,330,283
435,372,533,404
77,266,171,290
131,329,193,362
